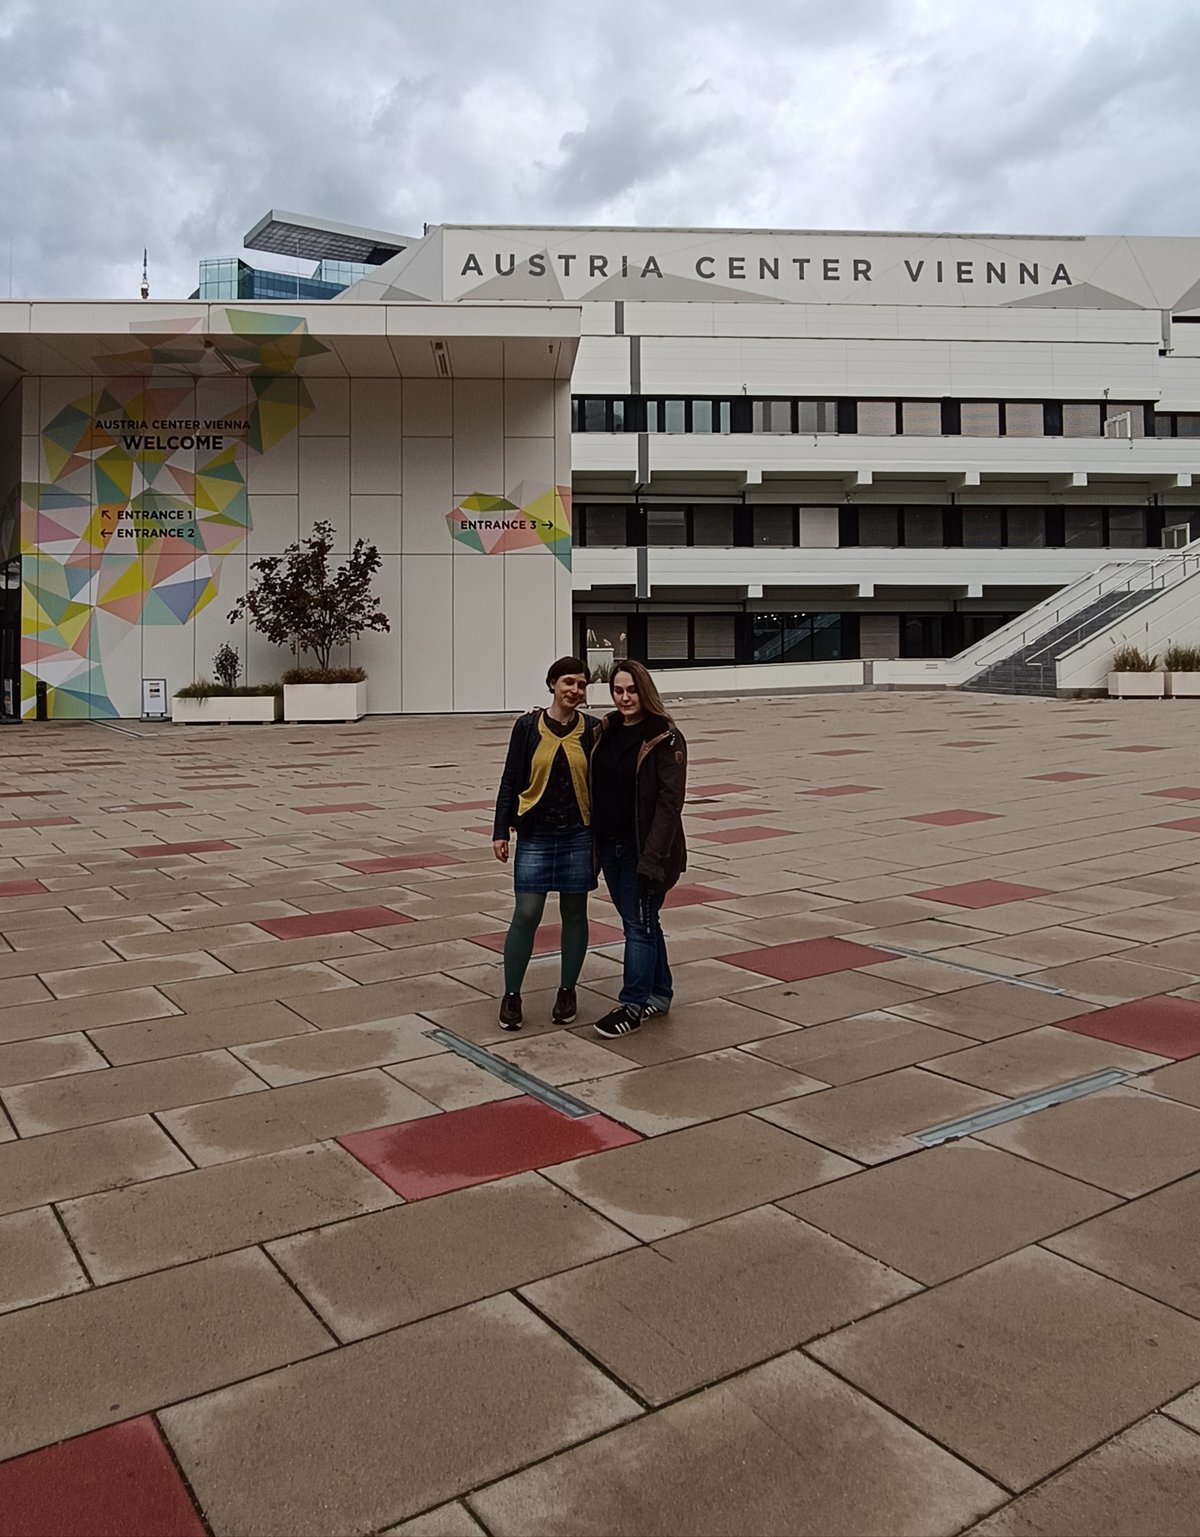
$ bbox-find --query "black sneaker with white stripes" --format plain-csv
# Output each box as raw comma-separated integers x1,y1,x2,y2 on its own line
593,1004,644,1038
640,1001,669,1021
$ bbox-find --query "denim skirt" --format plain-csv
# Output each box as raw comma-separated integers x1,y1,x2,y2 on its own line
513,826,597,894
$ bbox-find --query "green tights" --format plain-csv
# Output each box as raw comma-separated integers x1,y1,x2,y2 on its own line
503,891,589,994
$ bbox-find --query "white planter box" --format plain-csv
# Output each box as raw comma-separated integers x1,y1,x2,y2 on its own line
283,681,367,722
586,683,613,708
1166,672,1200,698
1107,672,1165,698
172,695,281,724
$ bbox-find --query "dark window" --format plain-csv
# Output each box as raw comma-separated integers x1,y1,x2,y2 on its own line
577,506,628,547
645,508,687,547
858,507,899,546
941,400,962,435
1043,402,1063,436
752,400,794,433
581,398,608,432
1064,508,1104,547
753,506,797,546
751,613,843,664
694,615,736,660
1006,508,1046,548
962,507,1003,547
902,508,944,547
691,506,735,546
1107,508,1147,548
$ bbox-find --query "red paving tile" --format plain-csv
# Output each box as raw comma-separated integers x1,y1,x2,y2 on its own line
813,749,871,757
184,784,258,792
1158,817,1200,833
942,740,995,747
292,803,382,815
1057,997,1200,1060
124,840,236,858
1107,745,1169,753
905,809,1002,826
662,883,737,908
1060,733,1109,739
340,1095,640,1198
301,781,369,789
0,817,77,830
718,935,893,981
0,1416,205,1537
802,784,879,797
432,799,495,812
914,879,1054,909
471,920,626,955
1028,773,1101,783
690,757,735,765
689,782,754,796
688,807,763,821
341,853,464,874
1145,787,1200,800
256,906,415,939
698,825,795,844
0,791,57,799
103,803,193,812
0,879,47,897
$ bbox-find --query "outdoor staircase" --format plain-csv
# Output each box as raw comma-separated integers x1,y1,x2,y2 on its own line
962,589,1159,696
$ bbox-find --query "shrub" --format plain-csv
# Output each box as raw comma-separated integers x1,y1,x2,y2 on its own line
212,643,241,690
1110,645,1159,673
174,680,282,699
590,661,613,683
227,521,389,672
281,665,368,686
1163,644,1200,672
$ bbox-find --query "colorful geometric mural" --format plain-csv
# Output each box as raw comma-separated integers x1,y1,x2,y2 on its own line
446,483,572,569
20,312,325,718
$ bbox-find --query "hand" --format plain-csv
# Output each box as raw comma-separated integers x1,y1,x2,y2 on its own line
493,839,510,863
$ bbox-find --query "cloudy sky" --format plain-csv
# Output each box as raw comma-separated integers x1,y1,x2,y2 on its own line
1,0,1197,300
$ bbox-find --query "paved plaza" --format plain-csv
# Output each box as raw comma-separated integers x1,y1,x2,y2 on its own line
3,690,1200,1535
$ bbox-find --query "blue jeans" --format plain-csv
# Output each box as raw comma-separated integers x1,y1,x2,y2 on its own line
598,837,673,1011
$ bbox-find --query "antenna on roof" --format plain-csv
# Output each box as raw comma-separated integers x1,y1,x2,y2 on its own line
140,248,149,301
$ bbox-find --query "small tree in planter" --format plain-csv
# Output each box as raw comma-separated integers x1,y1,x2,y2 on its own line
1163,643,1200,699
1107,644,1164,699
227,521,390,721
172,643,283,724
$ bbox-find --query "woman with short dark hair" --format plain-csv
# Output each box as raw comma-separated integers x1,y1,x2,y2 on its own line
589,659,688,1038
492,656,597,1030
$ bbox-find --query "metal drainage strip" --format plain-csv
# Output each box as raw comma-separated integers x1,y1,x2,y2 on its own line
914,1069,1134,1147
422,1026,596,1119
870,943,1064,994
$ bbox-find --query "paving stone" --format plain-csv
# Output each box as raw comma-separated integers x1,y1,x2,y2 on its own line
1,1049,265,1135
0,1207,89,1313
87,998,315,1065
271,1171,636,1340
0,1115,191,1215
965,1415,1200,1537
1025,955,1199,1005
383,1502,487,1537
230,1017,447,1084
0,1417,206,1537
543,1113,858,1240
0,1249,332,1461
383,1053,523,1109
811,1247,1200,1492
158,961,359,1012
522,1204,917,1404
576,996,799,1066
492,1031,631,1085
1138,1054,1200,1108
1167,1387,1200,1433
159,1070,439,1165
159,1295,638,1537
743,1010,974,1083
978,1086,1200,1197
39,951,231,1000
0,1032,108,1087
469,1351,1003,1537
566,1048,824,1135
923,1025,1167,1097
756,1067,1007,1164
786,1141,1119,1283
60,1143,399,1282
736,970,925,1026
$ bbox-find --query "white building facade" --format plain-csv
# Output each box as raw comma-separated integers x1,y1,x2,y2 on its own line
4,220,1200,716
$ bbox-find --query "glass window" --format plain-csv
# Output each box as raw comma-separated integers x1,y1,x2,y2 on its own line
611,399,627,431
961,402,1000,436
1005,403,1044,437
691,400,714,433
584,616,629,654
644,401,660,432
1177,414,1200,437
1006,508,1046,548
691,507,734,546
646,508,687,547
797,401,836,434
753,507,795,546
1064,508,1103,547
581,399,607,432
1107,508,1146,548
581,506,627,547
1105,403,1145,438
751,615,785,663
901,402,941,436
902,508,943,547
752,400,793,433
858,507,899,546
810,613,843,660
663,399,686,434
962,507,1003,547
1063,403,1102,437
647,615,689,660
694,615,736,659
857,401,897,436
782,616,814,663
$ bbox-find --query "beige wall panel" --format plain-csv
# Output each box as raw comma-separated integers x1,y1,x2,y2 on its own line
452,557,506,711
503,555,561,709
503,435,555,496
503,379,555,438
351,555,401,713
20,378,39,436
299,378,350,436
246,379,299,494
453,380,504,498
246,495,299,555
400,555,454,712
401,438,453,556
349,495,401,556
350,379,402,493
402,378,452,437
298,437,350,549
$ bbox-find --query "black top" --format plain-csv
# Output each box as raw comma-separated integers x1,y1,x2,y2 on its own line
591,717,650,840
520,712,585,835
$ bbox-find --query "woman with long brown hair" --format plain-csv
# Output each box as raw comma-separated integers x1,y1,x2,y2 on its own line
588,659,688,1038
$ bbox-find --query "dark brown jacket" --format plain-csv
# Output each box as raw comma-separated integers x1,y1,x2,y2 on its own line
593,711,688,890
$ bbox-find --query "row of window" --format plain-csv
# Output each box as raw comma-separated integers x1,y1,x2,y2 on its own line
574,504,1174,550
571,397,1198,438
579,610,1015,667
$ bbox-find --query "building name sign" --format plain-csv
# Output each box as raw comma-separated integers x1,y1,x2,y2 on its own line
95,416,249,453
458,250,1073,289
